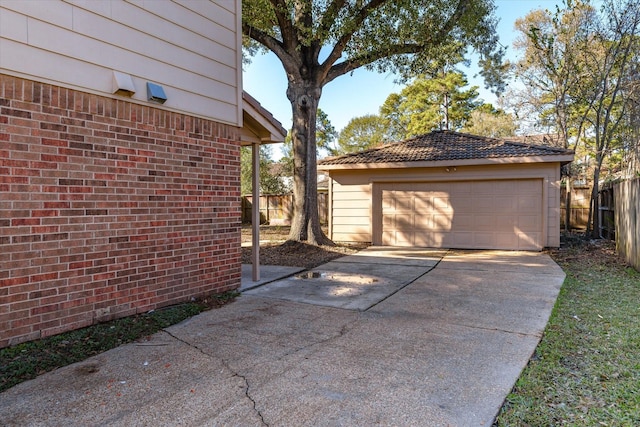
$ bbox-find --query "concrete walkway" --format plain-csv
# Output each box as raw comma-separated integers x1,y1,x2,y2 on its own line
1,248,565,426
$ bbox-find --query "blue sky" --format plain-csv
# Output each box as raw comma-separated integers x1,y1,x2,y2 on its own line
243,1,565,139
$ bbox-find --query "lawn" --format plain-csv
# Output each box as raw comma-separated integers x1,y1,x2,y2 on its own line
494,239,640,426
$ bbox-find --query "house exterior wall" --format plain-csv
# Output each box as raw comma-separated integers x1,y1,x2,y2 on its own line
327,162,562,248
0,0,243,126
0,75,241,347
0,1,245,348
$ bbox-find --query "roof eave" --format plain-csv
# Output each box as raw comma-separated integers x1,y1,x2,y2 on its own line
318,154,576,170
240,91,287,146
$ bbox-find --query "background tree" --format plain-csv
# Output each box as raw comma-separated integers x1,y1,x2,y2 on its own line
579,0,640,237
243,0,504,244
316,108,339,156
280,108,338,177
512,2,594,230
511,0,640,235
379,71,480,139
512,3,593,142
461,104,517,137
241,145,289,195
337,114,391,154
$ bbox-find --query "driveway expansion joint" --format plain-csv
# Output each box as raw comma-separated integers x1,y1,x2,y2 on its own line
160,329,269,426
364,250,449,311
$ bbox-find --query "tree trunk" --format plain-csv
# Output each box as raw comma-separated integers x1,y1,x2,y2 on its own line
286,82,332,245
443,92,450,130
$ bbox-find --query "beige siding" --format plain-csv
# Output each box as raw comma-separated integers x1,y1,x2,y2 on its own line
0,0,242,125
328,163,563,248
330,182,371,242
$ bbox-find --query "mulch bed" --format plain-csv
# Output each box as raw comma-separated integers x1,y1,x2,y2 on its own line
241,240,369,269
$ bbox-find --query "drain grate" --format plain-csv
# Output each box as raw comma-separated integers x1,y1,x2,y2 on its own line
296,271,326,279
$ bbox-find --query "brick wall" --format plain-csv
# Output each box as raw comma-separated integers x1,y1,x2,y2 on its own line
0,75,242,348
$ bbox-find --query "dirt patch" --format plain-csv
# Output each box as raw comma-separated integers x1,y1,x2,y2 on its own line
548,234,628,270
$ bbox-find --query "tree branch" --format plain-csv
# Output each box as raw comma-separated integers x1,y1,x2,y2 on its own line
323,43,424,85
319,0,389,78
270,0,297,52
242,22,291,65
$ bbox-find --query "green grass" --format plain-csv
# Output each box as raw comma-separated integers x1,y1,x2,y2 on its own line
0,291,239,393
494,242,640,426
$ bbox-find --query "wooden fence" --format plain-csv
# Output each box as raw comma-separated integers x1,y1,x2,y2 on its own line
241,192,328,225
613,178,640,271
560,185,591,230
599,185,616,240
249,186,592,229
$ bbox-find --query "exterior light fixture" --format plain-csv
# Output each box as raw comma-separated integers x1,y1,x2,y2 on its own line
112,71,135,96
146,82,167,104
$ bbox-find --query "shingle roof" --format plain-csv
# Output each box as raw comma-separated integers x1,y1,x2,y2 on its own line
242,91,287,137
319,130,574,166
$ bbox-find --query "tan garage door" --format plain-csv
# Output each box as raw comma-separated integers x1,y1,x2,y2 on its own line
380,180,543,250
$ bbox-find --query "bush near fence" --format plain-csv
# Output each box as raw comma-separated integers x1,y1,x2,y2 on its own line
241,192,328,226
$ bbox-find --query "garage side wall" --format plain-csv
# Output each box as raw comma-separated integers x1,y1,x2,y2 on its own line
0,76,241,348
330,181,372,242
327,163,562,248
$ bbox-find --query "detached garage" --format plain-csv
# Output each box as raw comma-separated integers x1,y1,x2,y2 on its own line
318,131,574,251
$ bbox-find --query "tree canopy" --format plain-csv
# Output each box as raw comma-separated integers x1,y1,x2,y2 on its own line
461,104,517,138
337,114,391,154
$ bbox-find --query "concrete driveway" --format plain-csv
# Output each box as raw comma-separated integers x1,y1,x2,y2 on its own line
0,248,565,426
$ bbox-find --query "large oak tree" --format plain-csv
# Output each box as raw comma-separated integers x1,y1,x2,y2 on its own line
243,0,504,244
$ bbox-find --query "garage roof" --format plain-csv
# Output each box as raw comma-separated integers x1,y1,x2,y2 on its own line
318,130,574,169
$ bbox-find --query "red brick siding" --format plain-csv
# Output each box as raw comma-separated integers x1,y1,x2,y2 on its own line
0,75,241,348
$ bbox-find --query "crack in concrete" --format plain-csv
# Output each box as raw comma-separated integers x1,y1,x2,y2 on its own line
160,329,269,426
278,321,353,361
219,357,268,427
448,322,537,338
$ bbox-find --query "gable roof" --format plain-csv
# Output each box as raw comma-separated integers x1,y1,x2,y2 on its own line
241,91,288,145
318,130,574,169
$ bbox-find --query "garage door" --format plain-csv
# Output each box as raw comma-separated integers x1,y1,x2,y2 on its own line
380,180,543,250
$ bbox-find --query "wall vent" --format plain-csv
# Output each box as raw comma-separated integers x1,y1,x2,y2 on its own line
147,82,167,104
